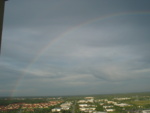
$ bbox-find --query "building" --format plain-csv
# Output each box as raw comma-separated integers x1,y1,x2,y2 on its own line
79,104,89,107
93,111,107,113
85,97,94,100
115,103,130,107
105,109,115,112
52,108,61,112
142,110,150,113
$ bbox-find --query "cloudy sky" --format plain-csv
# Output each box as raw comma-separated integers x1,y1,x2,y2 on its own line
1,0,150,97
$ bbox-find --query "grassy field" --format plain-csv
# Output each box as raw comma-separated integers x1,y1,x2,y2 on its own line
130,100,150,106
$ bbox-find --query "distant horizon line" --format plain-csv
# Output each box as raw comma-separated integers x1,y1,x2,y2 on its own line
1,91,150,98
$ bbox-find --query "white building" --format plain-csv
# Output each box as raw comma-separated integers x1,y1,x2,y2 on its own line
93,111,107,113
115,103,130,107
114,97,131,100
61,107,70,110
105,109,115,112
78,100,88,103
85,97,94,100
79,104,89,107
52,108,61,112
107,101,117,104
79,107,96,111
60,102,72,110
87,99,94,103
142,110,150,113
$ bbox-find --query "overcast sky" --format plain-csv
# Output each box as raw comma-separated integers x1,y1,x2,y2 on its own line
1,0,150,97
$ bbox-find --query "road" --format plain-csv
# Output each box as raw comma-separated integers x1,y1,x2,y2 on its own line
72,101,76,113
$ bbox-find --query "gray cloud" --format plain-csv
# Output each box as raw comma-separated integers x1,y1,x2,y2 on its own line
1,0,150,97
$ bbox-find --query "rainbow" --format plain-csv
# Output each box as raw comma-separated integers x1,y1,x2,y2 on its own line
11,11,150,97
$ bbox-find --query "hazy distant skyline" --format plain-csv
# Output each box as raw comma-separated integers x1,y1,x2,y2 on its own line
1,0,150,97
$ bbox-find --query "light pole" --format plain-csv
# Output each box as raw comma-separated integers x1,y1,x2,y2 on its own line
0,0,7,53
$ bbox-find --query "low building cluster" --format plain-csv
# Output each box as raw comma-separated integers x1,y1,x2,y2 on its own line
77,97,132,113
0,95,150,113
60,102,72,110
79,107,96,112
22,101,63,112
78,97,94,103
113,97,131,100
97,98,131,112
78,97,97,113
52,102,72,112
103,105,115,112
0,101,63,112
0,103,22,111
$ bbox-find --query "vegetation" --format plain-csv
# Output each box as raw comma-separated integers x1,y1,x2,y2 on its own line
0,98,47,106
95,103,104,111
0,92,150,113
129,100,150,106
